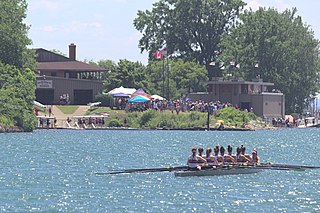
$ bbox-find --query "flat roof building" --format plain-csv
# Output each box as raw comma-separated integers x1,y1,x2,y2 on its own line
189,77,285,118
35,44,105,105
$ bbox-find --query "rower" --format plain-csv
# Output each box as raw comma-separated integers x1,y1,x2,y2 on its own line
187,147,207,170
218,146,225,164
198,147,204,158
213,145,219,160
250,149,260,165
236,146,251,163
241,145,252,160
227,145,237,163
224,145,236,164
205,147,219,166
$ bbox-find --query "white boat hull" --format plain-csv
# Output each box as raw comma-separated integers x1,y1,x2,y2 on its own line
175,167,261,177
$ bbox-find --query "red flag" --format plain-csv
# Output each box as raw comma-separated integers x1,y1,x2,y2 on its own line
155,51,163,59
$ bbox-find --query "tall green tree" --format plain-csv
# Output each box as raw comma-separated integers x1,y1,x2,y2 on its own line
98,59,149,92
220,8,320,113
147,59,208,99
0,0,37,131
134,0,245,79
0,0,36,70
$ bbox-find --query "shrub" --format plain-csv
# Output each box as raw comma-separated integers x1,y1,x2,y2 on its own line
94,94,114,107
108,119,122,127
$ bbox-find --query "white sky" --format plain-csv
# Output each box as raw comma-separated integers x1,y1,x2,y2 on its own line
26,0,320,64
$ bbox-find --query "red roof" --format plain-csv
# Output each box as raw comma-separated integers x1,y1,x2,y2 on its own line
38,61,105,72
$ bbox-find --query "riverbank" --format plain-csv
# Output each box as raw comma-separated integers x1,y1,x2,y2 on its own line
35,105,274,131
0,125,23,133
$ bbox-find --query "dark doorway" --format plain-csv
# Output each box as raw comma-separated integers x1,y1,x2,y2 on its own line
36,89,54,105
240,102,250,111
74,90,93,105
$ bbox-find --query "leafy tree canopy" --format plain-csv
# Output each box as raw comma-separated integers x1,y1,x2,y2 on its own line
134,0,245,79
0,63,36,131
97,58,207,99
220,7,320,113
0,0,36,70
0,0,37,131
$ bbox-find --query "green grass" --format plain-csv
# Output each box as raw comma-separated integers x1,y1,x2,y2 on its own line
84,106,269,129
56,105,79,114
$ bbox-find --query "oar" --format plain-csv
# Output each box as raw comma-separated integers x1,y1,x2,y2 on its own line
96,166,189,175
264,164,320,169
260,163,320,169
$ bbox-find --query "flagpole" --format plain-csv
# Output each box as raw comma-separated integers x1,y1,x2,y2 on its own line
166,57,169,99
162,57,165,98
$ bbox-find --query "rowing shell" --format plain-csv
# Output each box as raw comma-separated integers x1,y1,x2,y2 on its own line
174,167,261,177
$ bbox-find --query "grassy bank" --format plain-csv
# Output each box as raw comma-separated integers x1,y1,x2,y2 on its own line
86,107,268,129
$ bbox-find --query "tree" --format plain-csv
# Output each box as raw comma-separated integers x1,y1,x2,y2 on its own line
0,0,37,131
0,63,36,131
134,0,245,79
0,0,36,70
98,59,149,92
147,59,208,99
220,8,320,113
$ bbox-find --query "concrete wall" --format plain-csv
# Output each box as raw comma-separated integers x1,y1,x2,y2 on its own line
36,76,103,104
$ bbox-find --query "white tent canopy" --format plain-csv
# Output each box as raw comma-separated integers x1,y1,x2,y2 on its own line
151,94,165,100
107,86,136,95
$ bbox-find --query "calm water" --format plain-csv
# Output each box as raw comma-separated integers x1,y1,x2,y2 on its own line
0,128,319,212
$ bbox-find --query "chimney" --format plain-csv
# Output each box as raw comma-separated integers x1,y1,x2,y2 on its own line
69,43,76,60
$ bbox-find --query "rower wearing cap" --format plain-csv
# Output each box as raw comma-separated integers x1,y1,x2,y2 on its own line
187,147,207,170
205,147,219,166
250,149,260,165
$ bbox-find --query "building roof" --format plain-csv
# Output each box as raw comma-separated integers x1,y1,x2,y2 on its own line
34,46,106,72
207,79,274,86
38,61,105,72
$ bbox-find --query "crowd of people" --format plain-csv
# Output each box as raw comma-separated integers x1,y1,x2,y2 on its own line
187,145,260,170
125,98,238,114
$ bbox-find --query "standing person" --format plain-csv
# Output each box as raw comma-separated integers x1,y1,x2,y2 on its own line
34,106,39,116
48,106,52,117
54,117,57,128
187,147,207,170
46,118,50,129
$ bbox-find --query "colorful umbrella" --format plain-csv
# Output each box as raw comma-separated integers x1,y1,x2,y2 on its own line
128,95,150,103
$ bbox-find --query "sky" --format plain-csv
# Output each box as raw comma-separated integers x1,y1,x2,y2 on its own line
25,0,320,65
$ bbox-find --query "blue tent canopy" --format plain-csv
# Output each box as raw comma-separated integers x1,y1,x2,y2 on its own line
128,95,150,103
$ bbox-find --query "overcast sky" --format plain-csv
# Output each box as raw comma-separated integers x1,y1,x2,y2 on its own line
25,0,320,64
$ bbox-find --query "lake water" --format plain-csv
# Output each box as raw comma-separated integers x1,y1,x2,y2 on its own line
0,128,319,212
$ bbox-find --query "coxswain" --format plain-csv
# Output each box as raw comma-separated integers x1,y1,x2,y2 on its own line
223,145,236,164
187,147,207,170
250,149,260,165
205,147,219,167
